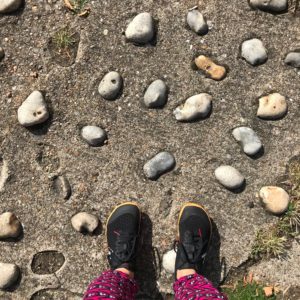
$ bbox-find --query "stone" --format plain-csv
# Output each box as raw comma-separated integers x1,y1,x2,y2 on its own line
144,79,168,108
187,8,208,35
214,165,245,190
53,175,71,200
143,152,176,180
98,71,123,100
241,39,268,66
0,47,4,61
232,127,263,156
195,55,226,80
0,212,22,239
0,263,20,290
162,249,176,274
173,93,212,122
0,0,22,14
259,186,290,215
249,0,287,13
71,212,99,234
17,91,49,127
257,93,287,119
284,52,300,68
125,12,155,44
81,126,107,147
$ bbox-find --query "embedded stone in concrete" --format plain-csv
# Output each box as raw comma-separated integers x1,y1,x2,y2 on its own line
53,175,71,200
71,212,99,234
31,251,65,274
0,212,22,239
259,186,290,215
0,47,4,61
98,71,123,100
187,8,208,35
17,91,49,127
232,127,263,156
241,38,268,66
81,126,107,147
257,93,287,119
173,93,212,122
162,249,176,274
0,263,20,290
144,79,168,108
125,12,155,44
214,165,245,190
284,52,300,68
143,152,176,180
195,55,226,80
0,0,22,14
249,0,288,13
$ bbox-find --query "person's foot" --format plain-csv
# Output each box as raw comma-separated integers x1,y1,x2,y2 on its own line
106,202,141,272
175,203,212,278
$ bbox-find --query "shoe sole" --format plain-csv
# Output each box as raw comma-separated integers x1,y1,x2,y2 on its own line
105,202,141,238
177,202,213,249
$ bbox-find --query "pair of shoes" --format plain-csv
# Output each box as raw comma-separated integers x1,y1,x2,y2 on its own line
106,202,212,277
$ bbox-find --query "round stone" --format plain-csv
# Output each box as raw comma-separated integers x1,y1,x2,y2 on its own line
214,165,245,190
0,0,22,13
232,127,263,156
257,93,287,120
285,52,300,68
0,47,5,61
144,79,168,108
249,0,287,12
0,212,22,239
259,186,289,215
187,9,208,35
81,126,107,147
17,91,49,127
241,39,268,66
162,249,176,274
125,12,155,44
194,55,226,80
0,263,20,290
143,152,176,180
173,93,212,122
71,212,99,234
98,71,123,100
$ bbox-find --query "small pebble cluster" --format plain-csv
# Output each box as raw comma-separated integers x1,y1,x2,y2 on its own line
0,0,296,289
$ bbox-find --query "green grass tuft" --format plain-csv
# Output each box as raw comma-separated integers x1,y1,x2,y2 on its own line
70,0,89,14
53,28,76,50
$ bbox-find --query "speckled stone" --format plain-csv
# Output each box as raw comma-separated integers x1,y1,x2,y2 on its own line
162,249,176,274
285,52,300,68
259,186,290,215
71,212,99,234
215,165,245,190
257,93,287,119
125,12,155,44
0,212,22,239
241,39,268,66
143,152,176,180
81,126,107,147
0,0,22,13
0,263,20,290
173,93,212,122
195,55,226,80
187,8,208,35
144,79,168,108
232,127,263,156
249,0,287,12
98,71,123,100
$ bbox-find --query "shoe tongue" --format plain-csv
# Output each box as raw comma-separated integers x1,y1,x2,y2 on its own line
182,230,204,263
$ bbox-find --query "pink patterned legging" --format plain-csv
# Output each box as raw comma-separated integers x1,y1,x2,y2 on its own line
83,270,228,300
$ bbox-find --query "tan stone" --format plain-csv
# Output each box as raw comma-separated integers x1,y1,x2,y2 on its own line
259,186,290,215
0,212,22,239
195,55,226,80
257,93,287,119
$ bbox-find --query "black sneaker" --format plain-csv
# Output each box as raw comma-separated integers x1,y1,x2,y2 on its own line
106,202,141,272
175,203,212,275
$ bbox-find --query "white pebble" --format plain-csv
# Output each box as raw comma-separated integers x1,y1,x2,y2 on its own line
241,39,268,66
0,212,22,239
214,165,245,190
249,0,287,12
257,93,287,119
187,9,208,35
0,0,22,13
81,126,107,147
144,79,168,108
285,52,300,68
71,212,99,234
98,71,123,100
162,249,176,274
0,263,20,290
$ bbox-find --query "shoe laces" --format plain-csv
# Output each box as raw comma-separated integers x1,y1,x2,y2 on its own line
114,232,137,262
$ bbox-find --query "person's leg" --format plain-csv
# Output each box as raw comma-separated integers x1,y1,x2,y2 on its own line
173,203,228,300
83,202,141,300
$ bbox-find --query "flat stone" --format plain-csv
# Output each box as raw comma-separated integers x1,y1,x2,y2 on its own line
162,249,176,274
0,0,22,13
214,165,245,190
259,186,289,215
81,126,107,147
187,9,208,35
0,263,20,290
257,93,287,119
125,12,155,45
284,52,300,68
0,47,4,60
144,79,168,108
195,55,226,80
17,91,49,127
71,212,99,234
143,152,176,180
98,71,123,100
232,127,263,156
249,0,287,12
241,39,268,66
0,212,22,239
173,93,212,122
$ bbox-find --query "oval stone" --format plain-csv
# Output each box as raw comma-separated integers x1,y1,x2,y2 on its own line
144,79,168,108
81,126,107,147
214,165,245,190
98,72,123,100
